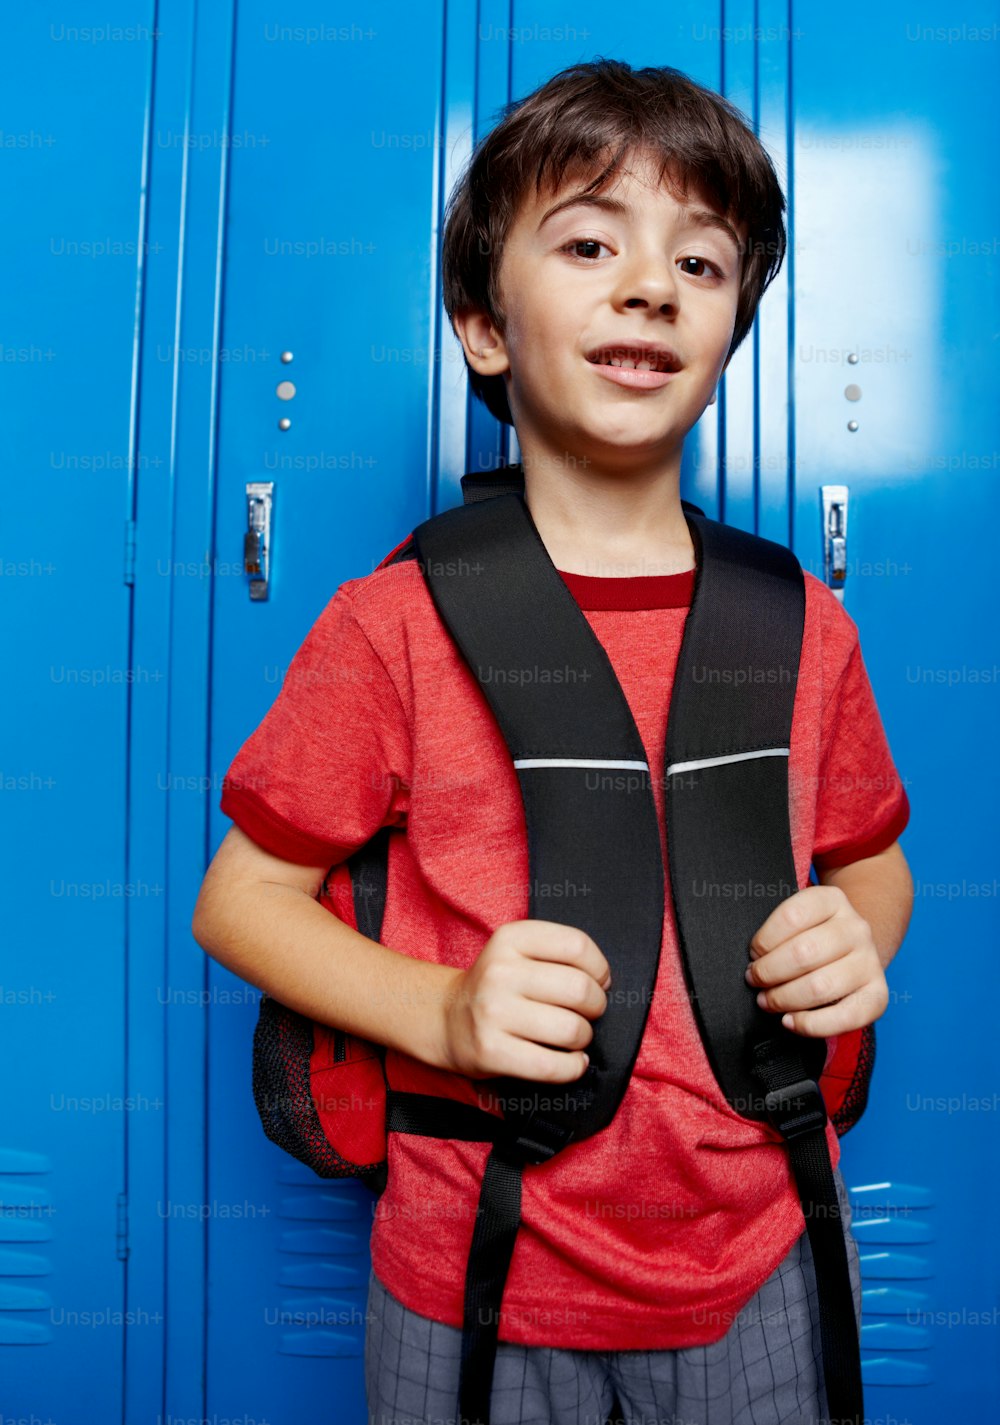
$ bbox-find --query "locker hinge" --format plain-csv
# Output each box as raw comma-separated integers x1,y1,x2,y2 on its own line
116,1190,130,1261
123,518,136,586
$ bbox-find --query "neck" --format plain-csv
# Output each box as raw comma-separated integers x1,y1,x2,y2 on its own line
518,453,695,578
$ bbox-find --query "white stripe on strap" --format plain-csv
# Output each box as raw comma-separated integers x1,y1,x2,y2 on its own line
666,747,789,776
513,757,650,771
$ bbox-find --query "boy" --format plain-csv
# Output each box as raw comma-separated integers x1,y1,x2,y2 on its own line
193,59,913,1425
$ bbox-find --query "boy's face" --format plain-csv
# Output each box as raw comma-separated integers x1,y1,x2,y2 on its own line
456,147,746,472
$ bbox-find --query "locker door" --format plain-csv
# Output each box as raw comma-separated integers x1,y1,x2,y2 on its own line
204,6,445,1422
0,5,153,1418
792,5,999,1421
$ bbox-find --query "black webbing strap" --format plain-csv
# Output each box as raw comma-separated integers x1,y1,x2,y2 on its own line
385,1089,542,1425
386,1090,502,1142
751,1047,864,1425
459,1145,528,1425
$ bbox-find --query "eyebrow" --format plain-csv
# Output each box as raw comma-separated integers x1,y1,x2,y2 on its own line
537,193,742,255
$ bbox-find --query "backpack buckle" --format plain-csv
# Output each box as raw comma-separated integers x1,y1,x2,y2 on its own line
762,1077,827,1142
497,1117,571,1167
512,1132,560,1165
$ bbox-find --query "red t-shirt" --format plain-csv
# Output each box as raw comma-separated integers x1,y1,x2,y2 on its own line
219,549,909,1350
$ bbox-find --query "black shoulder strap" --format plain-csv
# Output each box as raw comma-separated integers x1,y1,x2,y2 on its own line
411,488,665,1152
345,824,391,942
667,509,828,1108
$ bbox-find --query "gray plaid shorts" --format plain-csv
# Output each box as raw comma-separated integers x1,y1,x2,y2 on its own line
364,1166,862,1425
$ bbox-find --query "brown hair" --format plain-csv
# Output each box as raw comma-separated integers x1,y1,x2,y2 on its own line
441,58,787,426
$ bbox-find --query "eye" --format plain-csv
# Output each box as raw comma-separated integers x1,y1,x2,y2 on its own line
560,237,612,261
678,255,725,279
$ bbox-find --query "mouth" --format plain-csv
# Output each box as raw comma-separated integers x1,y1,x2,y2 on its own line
585,344,682,374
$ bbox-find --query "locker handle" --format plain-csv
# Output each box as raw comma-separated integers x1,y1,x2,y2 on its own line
821,485,848,604
244,482,273,601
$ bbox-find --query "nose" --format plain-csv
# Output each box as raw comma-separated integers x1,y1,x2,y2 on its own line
612,244,680,315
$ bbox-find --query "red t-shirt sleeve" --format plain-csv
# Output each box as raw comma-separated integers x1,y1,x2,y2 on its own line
219,587,411,867
811,592,910,873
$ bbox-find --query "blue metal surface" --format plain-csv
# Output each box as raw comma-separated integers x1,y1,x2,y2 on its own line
792,5,1000,1417
204,5,445,1423
0,3,156,1419
3,1,996,1421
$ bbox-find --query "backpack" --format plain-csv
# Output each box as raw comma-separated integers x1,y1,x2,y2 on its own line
252,463,870,1425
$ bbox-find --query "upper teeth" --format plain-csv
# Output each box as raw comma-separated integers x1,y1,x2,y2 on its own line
595,351,670,372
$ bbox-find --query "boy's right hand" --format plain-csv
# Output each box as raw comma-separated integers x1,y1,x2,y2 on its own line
438,920,612,1083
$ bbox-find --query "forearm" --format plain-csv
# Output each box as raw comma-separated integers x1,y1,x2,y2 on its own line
193,879,461,1071
816,840,914,974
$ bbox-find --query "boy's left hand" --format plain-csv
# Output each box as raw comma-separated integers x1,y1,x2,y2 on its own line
746,884,889,1037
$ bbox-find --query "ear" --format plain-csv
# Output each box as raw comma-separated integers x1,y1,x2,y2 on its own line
450,308,509,374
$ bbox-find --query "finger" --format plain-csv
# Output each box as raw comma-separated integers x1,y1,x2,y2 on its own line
748,920,858,990
753,952,868,1014
502,999,597,1055
508,919,612,988
749,884,846,957
517,963,610,1020
779,985,886,1038
483,1032,592,1085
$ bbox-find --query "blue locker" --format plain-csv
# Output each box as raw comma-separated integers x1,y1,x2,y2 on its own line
0,5,156,1421
2,2,996,1421
791,7,1000,1417
205,7,447,1421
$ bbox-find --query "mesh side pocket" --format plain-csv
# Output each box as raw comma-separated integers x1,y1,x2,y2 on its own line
823,1023,876,1138
252,993,388,1191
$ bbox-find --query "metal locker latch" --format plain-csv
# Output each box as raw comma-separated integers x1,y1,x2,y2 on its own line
820,485,848,603
244,482,273,600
